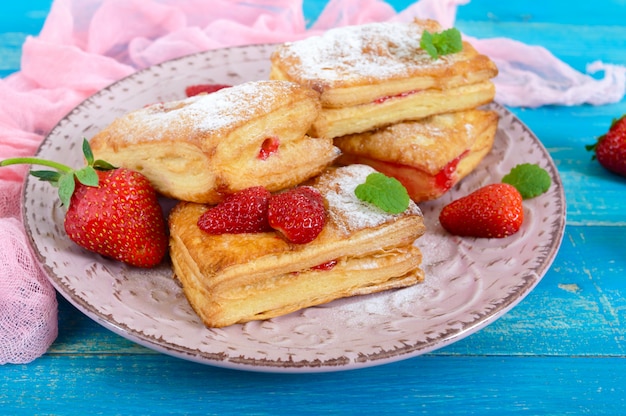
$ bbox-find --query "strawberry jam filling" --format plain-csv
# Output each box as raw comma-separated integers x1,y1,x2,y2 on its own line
311,260,338,271
258,137,280,160
373,89,421,104
340,150,469,201
434,151,469,191
290,259,338,275
185,84,231,97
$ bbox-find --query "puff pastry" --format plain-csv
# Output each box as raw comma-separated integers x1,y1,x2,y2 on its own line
89,80,340,204
169,164,426,328
334,109,499,202
270,19,498,139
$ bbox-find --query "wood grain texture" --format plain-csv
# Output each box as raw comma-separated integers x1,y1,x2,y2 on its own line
3,355,626,415
2,0,626,414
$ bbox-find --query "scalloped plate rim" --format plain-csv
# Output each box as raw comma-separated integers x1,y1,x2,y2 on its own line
22,44,566,373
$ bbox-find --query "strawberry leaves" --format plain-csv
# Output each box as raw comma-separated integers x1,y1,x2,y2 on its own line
1,139,167,268
1,138,115,206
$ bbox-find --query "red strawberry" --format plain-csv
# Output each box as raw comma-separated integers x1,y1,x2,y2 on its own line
439,183,524,238
197,186,272,234
64,168,168,267
185,84,231,97
268,187,326,244
586,114,626,177
0,139,167,267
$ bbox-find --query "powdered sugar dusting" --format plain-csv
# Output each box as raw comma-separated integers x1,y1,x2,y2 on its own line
133,80,293,141
275,21,455,83
323,165,422,234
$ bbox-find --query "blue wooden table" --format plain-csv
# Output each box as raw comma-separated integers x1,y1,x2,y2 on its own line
2,1,626,414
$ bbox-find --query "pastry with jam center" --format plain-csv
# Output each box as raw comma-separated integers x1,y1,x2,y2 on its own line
270,19,498,139
89,80,340,204
168,164,426,328
334,109,499,202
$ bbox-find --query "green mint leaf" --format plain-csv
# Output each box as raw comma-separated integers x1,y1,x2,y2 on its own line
58,172,76,207
354,172,410,214
502,163,552,199
75,166,99,187
420,28,462,59
419,30,439,59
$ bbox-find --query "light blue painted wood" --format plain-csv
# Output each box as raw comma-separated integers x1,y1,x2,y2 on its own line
2,0,626,414
0,0,51,77
442,225,626,356
3,355,626,415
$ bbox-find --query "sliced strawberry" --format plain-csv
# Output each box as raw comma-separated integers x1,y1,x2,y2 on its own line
439,183,523,238
185,84,231,97
197,186,272,234
268,186,326,244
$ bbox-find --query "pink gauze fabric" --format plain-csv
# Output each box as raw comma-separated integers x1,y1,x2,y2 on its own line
1,0,625,364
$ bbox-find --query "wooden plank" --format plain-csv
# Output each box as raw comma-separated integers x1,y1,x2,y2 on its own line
2,1,625,415
511,106,626,225
441,225,626,356
0,1,51,77
2,355,626,415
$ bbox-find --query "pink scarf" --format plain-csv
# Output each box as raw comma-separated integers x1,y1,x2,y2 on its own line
1,0,624,364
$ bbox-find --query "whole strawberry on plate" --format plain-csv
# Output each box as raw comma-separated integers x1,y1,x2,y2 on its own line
586,114,626,177
439,163,551,238
1,139,168,267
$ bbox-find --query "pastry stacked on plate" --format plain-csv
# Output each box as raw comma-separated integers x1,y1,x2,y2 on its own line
90,79,427,328
87,18,500,328
270,18,499,202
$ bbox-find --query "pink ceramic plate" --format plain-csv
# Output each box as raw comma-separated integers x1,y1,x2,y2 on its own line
23,44,566,373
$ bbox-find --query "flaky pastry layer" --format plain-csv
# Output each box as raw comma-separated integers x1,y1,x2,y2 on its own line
309,80,496,139
89,80,339,204
269,19,498,108
168,165,426,328
335,109,498,202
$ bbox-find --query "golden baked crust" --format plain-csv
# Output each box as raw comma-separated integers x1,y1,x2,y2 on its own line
334,109,499,202
89,80,340,204
270,19,498,108
169,165,426,328
309,81,495,139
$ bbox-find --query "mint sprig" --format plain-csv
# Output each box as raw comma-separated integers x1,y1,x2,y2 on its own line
502,163,551,199
420,28,463,59
355,172,410,214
